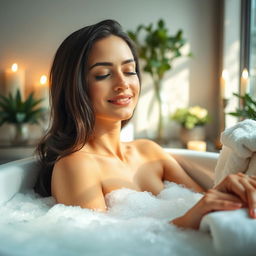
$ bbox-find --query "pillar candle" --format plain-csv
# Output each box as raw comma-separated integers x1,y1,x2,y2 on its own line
4,63,25,97
240,68,249,96
187,140,207,152
220,70,228,99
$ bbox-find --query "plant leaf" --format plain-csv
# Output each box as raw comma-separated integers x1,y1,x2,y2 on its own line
0,89,45,125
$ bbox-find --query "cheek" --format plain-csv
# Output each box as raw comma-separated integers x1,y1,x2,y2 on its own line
89,83,108,102
89,87,97,104
132,77,140,96
90,85,101,95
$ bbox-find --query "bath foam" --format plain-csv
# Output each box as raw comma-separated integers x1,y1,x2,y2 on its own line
0,182,216,256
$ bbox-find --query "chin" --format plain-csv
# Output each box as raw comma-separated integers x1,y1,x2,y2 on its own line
96,109,135,122
108,113,132,123
119,115,133,122
109,107,134,120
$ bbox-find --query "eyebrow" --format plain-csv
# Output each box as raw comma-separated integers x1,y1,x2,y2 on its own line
89,59,135,70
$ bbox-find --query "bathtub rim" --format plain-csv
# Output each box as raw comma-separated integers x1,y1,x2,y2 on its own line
0,148,219,205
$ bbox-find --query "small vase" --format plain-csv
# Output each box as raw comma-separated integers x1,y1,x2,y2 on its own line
11,123,29,145
180,126,206,146
147,87,169,145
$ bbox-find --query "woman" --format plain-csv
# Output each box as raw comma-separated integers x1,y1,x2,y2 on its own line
35,19,256,230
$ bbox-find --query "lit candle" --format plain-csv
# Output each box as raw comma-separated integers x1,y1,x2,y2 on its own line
187,140,207,152
4,63,25,97
35,75,49,109
221,70,228,99
240,68,249,96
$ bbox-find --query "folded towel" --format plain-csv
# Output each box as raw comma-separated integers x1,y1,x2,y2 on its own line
215,119,256,185
200,209,256,255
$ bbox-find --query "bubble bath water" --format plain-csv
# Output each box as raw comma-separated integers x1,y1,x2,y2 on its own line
0,182,217,256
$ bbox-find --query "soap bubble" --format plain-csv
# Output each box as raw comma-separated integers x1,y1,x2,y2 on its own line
0,182,214,256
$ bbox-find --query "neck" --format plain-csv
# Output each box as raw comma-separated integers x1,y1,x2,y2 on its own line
85,118,124,159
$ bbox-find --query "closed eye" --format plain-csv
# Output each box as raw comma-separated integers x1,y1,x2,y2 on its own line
95,74,110,80
95,71,136,80
125,71,137,76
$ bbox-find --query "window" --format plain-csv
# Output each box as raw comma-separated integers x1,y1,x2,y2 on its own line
249,0,256,96
241,0,256,96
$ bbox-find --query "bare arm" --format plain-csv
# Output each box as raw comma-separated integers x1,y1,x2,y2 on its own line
141,140,205,193
162,154,205,193
52,154,107,211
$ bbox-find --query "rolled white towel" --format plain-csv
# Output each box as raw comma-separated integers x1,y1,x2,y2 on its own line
200,209,256,255
221,119,256,158
215,146,252,185
215,119,256,185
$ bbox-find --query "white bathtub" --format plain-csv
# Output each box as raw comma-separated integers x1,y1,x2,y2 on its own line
0,148,223,256
0,148,218,205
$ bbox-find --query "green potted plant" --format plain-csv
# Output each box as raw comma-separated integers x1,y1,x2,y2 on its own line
0,89,45,145
228,93,256,120
128,19,191,143
171,106,210,145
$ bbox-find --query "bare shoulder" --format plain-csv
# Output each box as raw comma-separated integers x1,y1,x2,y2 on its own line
53,151,99,174
52,151,100,186
131,139,168,159
52,151,106,210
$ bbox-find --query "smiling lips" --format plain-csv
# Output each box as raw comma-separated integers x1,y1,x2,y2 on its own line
107,95,132,106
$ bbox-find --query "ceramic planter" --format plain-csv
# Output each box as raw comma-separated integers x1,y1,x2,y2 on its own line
11,123,29,145
180,126,206,146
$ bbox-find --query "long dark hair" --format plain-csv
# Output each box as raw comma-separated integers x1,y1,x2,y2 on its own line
34,19,141,197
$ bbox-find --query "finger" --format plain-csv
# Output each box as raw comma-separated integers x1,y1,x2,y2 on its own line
215,174,249,203
201,192,242,213
238,174,256,188
248,179,256,189
248,176,256,184
227,178,247,202
240,178,256,218
210,199,242,212
237,172,246,177
212,190,243,203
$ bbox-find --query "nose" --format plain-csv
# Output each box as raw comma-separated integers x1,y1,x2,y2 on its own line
114,73,129,91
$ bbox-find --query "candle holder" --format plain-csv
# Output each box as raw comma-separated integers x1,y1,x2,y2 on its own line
187,140,207,152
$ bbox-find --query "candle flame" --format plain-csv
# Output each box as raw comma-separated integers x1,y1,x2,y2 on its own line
222,69,228,80
40,75,47,85
242,68,249,79
11,63,18,72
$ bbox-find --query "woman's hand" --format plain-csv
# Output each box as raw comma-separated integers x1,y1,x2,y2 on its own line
172,173,256,230
172,188,243,229
214,172,256,218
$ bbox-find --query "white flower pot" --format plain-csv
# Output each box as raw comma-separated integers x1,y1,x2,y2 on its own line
180,126,206,146
11,123,29,145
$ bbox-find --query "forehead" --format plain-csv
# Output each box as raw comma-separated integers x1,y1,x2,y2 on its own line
88,35,134,65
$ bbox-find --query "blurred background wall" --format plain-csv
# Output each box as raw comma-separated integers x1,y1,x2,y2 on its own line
0,0,221,141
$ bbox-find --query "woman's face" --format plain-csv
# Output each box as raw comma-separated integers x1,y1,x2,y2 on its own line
87,35,140,124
